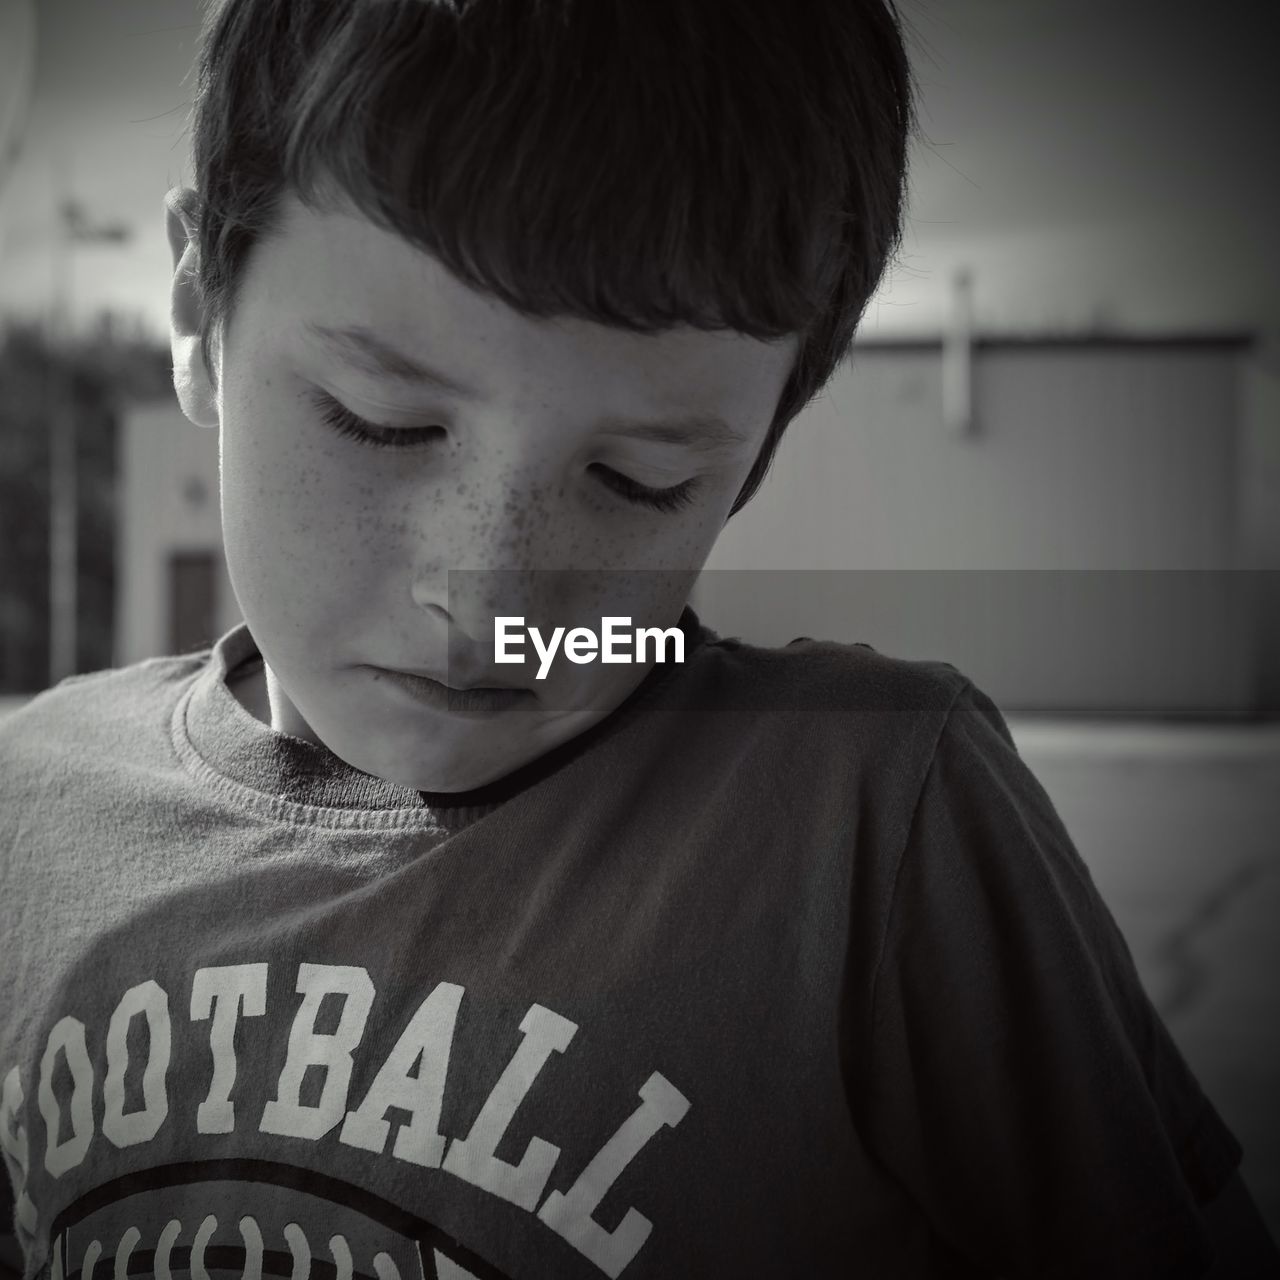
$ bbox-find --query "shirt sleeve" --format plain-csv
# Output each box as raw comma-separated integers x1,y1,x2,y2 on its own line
855,680,1243,1280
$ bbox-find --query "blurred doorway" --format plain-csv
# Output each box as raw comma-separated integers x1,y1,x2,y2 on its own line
167,550,218,656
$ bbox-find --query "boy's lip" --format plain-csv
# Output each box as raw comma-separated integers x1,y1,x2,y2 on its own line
372,664,527,692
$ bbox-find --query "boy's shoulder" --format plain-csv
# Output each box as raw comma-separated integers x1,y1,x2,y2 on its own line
687,625,995,795
700,626,974,721
0,647,211,773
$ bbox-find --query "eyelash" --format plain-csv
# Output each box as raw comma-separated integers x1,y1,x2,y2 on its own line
307,389,702,514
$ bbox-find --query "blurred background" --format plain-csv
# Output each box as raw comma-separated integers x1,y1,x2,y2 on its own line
1,0,1278,1243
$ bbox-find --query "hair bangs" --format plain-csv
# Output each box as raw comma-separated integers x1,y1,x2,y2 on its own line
279,0,854,342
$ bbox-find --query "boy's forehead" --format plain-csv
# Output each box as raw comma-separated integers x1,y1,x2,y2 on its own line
251,191,799,421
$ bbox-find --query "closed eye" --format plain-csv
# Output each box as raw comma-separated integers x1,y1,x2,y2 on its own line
308,388,444,448
587,464,701,512
307,388,703,514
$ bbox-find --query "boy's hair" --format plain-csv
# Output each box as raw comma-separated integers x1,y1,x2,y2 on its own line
180,0,916,516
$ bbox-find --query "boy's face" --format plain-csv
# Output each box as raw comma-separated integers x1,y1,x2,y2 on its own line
170,191,797,792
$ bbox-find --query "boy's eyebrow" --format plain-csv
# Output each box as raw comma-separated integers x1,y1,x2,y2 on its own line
306,323,477,396
304,322,751,453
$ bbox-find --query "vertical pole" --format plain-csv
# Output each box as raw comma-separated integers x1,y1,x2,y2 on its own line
943,266,975,437
47,191,77,685
48,387,77,684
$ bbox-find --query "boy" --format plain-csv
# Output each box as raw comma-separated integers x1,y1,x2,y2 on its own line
2,0,1276,1275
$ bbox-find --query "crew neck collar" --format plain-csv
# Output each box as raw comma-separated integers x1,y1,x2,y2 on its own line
174,605,713,832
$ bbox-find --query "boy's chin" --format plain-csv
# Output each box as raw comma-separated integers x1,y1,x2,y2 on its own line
320,707,547,793
348,740,534,796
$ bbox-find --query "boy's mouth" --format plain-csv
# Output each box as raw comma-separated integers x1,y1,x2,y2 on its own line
367,665,533,716
386,664,526,692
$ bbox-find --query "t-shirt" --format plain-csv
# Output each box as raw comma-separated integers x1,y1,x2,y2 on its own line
0,605,1241,1279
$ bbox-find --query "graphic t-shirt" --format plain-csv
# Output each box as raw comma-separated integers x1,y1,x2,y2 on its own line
0,606,1241,1279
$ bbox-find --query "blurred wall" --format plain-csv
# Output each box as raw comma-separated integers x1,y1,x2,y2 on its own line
693,335,1271,717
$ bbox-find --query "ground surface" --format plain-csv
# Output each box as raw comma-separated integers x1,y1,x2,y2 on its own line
1012,720,1280,1242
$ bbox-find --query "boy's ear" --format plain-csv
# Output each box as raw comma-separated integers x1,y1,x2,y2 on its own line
164,187,219,429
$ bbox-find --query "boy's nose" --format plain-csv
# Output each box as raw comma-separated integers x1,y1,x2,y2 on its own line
409,462,592,645
434,567,552,642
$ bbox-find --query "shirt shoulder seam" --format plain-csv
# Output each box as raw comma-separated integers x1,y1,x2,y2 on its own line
864,675,976,1070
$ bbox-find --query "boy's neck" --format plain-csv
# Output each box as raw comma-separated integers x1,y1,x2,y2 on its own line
226,657,270,726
